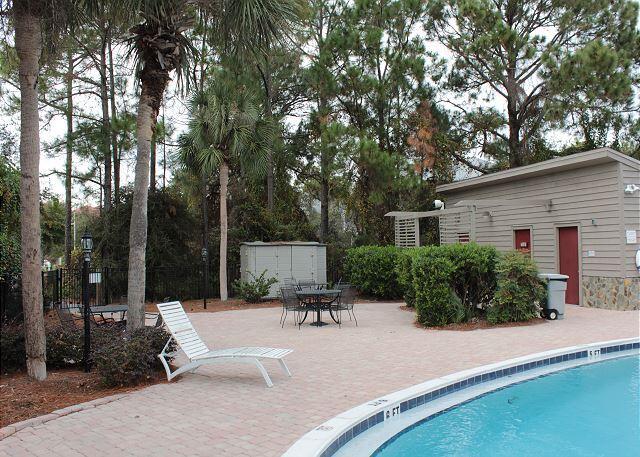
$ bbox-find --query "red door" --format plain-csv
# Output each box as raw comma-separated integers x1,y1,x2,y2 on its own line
558,227,580,305
514,229,532,256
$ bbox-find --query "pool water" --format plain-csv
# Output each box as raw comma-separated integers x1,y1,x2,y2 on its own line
374,356,639,457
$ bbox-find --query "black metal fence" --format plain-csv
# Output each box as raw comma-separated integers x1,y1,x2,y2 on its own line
1,265,218,321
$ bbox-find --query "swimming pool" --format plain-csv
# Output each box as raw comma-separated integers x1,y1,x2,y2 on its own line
374,355,639,457
283,339,639,457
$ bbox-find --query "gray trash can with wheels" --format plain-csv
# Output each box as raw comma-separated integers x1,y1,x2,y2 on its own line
538,273,569,320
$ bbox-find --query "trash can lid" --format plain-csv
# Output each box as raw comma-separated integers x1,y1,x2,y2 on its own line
538,273,570,281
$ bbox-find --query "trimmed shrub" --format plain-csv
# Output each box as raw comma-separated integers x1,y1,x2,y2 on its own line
405,243,498,324
46,326,84,367
395,247,428,307
344,245,401,298
1,322,174,385
440,243,498,315
0,323,25,372
412,248,465,326
233,270,278,303
93,326,174,387
487,251,545,324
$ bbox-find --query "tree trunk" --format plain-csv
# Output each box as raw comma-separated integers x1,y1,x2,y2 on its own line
263,59,274,211
219,161,229,301
318,96,329,242
15,10,47,381
127,70,169,331
507,112,522,168
320,174,329,242
100,33,112,211
64,47,73,266
505,64,522,168
150,135,156,192
201,173,209,297
108,37,119,203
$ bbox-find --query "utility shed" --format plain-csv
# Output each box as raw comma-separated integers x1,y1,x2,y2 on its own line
240,241,327,298
389,148,640,310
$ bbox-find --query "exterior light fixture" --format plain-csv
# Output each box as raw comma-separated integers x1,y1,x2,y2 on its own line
80,229,93,261
624,184,640,194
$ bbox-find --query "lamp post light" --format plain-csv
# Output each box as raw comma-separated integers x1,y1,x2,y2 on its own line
201,247,208,310
80,229,93,372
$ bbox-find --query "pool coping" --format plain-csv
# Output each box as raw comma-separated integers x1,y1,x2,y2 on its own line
282,337,640,457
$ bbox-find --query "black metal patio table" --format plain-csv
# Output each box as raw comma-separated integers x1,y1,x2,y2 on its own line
90,304,128,321
295,289,341,327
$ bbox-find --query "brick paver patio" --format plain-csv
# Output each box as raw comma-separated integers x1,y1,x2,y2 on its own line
0,303,638,456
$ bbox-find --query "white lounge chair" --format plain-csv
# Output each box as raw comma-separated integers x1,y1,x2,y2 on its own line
156,301,293,387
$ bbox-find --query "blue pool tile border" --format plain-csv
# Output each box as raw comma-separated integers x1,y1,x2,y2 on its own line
318,343,638,457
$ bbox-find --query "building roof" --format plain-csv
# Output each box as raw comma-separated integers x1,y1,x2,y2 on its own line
240,241,326,246
437,148,640,194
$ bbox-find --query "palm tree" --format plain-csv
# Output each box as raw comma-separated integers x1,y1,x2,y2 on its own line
124,0,303,329
8,0,83,381
179,75,275,301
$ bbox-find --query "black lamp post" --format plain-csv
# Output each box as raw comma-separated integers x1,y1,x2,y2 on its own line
80,229,93,372
201,247,208,310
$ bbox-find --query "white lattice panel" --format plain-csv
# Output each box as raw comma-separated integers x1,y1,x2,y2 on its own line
395,218,419,247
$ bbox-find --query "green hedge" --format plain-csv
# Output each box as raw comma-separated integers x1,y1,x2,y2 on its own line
344,245,401,298
439,243,498,314
487,251,546,324
398,243,542,327
395,247,429,307
400,243,497,324
412,248,465,326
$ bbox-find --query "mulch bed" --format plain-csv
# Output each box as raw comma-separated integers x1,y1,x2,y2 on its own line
161,298,281,314
399,304,547,331
0,369,164,429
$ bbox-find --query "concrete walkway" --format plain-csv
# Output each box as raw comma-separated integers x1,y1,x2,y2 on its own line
0,303,637,456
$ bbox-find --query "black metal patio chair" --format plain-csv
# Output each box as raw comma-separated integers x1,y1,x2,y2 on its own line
283,278,297,288
280,287,306,328
332,285,358,327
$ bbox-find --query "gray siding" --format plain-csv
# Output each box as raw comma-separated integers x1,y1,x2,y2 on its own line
621,163,640,277
441,162,625,278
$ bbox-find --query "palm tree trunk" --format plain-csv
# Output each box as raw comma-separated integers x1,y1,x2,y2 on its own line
150,135,156,192
127,71,169,331
15,10,47,381
219,161,229,301
64,47,73,266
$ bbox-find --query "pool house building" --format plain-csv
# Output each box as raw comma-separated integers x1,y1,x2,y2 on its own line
388,148,640,310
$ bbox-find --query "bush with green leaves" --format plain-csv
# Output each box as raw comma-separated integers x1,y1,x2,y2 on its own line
1,322,174,386
439,243,498,314
233,270,278,303
93,326,174,387
344,245,401,298
487,251,546,324
395,247,428,307
46,326,84,367
399,243,497,322
0,322,25,372
412,248,465,326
